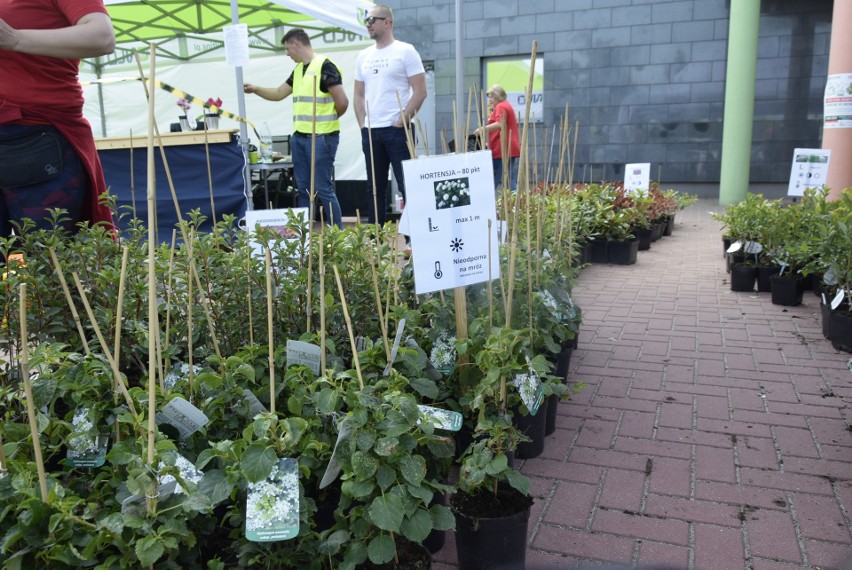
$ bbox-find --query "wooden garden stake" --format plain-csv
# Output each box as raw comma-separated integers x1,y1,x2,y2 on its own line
70,273,140,422
318,227,327,374
487,219,494,329
47,247,90,356
265,248,276,414
332,265,364,390
113,245,130,442
246,244,255,346
189,262,222,361
368,251,390,362
18,284,49,502
306,75,318,333
365,101,380,230
186,229,195,400
163,230,178,367
203,127,216,225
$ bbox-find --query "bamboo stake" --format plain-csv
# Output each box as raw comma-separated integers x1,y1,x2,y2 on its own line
113,246,130,442
265,248,276,414
332,266,364,390
129,128,137,219
186,228,196,401
306,75,319,332
163,230,177,369
189,261,222,361
318,225,327,374
368,252,391,362
18,284,48,502
203,127,217,225
47,248,90,355
70,273,140,421
487,219,494,329
246,244,254,346
365,101,380,226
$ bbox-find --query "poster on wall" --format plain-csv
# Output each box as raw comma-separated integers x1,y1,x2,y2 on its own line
624,163,651,193
824,73,852,129
787,148,830,197
402,151,500,295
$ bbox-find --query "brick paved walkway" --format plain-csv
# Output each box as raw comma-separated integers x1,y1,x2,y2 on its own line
434,200,852,570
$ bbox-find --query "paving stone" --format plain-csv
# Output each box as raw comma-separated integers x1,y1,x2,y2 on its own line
745,507,802,564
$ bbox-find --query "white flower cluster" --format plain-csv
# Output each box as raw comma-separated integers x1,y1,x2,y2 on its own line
246,462,299,531
67,408,99,458
158,452,203,495
164,362,202,390
513,365,541,411
430,333,457,370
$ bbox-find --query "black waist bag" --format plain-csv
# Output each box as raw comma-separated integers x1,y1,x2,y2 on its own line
0,127,64,188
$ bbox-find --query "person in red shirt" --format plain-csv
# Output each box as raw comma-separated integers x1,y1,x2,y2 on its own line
0,0,115,239
476,84,521,191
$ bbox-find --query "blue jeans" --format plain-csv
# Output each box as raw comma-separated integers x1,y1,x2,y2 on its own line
493,156,519,191
361,126,410,225
290,132,342,228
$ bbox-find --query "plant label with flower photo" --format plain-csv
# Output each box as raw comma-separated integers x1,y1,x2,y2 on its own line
156,397,209,441
402,151,500,294
513,364,544,416
245,458,300,542
244,208,310,264
417,405,463,431
66,407,108,468
320,416,355,489
286,340,322,375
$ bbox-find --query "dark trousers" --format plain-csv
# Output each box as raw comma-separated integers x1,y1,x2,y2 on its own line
360,126,410,225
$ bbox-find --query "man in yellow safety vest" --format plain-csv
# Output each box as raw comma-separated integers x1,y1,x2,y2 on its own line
244,28,349,228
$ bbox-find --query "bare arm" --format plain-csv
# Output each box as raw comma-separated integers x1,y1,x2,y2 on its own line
328,84,349,118
0,12,114,59
243,82,292,102
394,72,427,127
354,79,366,128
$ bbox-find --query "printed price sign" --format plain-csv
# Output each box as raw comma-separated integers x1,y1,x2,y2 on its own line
286,340,322,375
624,163,650,193
156,397,209,441
402,151,500,294
787,149,830,197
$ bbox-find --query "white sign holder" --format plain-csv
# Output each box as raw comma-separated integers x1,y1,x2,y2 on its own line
787,149,830,197
624,163,651,193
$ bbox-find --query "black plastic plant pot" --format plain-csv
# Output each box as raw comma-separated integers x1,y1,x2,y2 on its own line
555,346,573,380
514,405,546,459
590,238,608,263
650,221,665,241
663,215,675,236
757,264,781,293
607,238,639,265
829,308,852,353
821,300,832,339
769,274,804,306
727,252,745,273
722,235,732,257
635,227,652,251
451,485,533,570
545,394,558,436
730,263,757,292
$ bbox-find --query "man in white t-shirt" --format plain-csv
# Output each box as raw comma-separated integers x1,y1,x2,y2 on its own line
354,3,426,225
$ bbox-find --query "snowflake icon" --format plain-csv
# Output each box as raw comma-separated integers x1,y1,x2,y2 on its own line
450,238,464,252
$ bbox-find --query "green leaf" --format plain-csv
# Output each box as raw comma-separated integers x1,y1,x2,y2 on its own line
376,465,396,490
409,377,439,399
367,494,404,532
135,535,164,566
485,453,508,476
400,508,432,543
240,443,277,483
430,504,455,531
355,429,377,452
400,455,426,486
234,363,256,382
504,468,531,496
315,388,340,414
198,469,234,506
351,450,378,480
374,436,399,456
367,533,396,565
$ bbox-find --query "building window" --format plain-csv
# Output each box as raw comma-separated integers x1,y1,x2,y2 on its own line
483,56,545,124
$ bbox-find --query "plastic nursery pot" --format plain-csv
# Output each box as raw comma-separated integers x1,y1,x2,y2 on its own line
650,221,665,241
730,263,757,292
828,306,852,353
769,274,804,306
635,227,653,251
607,238,639,265
589,237,608,263
757,264,781,293
663,215,675,236
514,404,546,459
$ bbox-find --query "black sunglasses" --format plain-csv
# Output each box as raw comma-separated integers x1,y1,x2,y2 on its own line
365,16,387,26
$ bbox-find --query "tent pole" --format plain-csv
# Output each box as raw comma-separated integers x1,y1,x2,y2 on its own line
231,0,254,211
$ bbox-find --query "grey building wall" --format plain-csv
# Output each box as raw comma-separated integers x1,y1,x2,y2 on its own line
385,0,832,185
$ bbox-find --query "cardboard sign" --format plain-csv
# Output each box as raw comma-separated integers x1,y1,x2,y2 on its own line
286,340,322,375
788,149,831,197
402,151,500,294
245,458,300,542
156,397,209,441
417,405,463,431
624,162,651,193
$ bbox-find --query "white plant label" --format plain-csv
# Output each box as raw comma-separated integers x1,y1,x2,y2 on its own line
244,208,310,263
320,416,354,489
727,241,742,253
286,340,322,375
402,151,500,294
624,162,651,193
66,407,108,468
156,397,209,441
242,389,269,417
743,241,763,254
831,289,846,311
245,458,300,542
787,148,831,197
417,405,463,431
513,363,544,416
382,318,407,376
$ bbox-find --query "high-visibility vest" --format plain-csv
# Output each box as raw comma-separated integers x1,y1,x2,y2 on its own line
292,56,340,134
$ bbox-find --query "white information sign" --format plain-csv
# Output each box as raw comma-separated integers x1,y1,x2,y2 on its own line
286,340,322,375
244,208,309,261
824,73,852,129
624,163,651,193
402,151,500,295
787,149,831,197
223,24,250,68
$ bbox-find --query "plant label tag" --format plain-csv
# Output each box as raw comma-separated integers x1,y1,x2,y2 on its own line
320,416,354,489
822,293,827,305
743,241,763,254
66,407,108,468
156,397,209,441
383,318,407,376
727,241,742,253
417,405,463,431
405,338,443,381
286,340,321,375
831,289,846,311
824,267,839,286
242,389,269,417
513,365,544,416
245,458,300,542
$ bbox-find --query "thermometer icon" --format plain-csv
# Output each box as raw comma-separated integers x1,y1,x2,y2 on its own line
434,261,443,279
